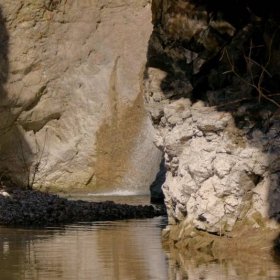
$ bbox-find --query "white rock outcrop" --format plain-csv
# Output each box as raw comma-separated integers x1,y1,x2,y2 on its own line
144,67,280,233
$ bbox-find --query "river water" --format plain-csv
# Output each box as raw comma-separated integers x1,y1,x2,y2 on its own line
1,194,280,280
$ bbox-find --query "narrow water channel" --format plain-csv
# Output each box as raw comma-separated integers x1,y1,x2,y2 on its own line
1,195,280,280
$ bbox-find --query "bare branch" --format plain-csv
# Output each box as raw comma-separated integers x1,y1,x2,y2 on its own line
221,29,280,109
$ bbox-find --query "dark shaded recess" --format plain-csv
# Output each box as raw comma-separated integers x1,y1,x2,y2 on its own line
0,7,11,186
0,9,9,87
150,157,166,204
149,0,280,111
192,27,269,104
192,0,280,26
0,10,13,186
147,31,173,73
0,6,34,189
44,0,61,11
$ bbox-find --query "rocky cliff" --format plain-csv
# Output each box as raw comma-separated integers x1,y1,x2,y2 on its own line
144,0,280,239
0,0,162,192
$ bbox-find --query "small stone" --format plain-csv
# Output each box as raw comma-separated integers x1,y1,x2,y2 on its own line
0,191,10,197
252,223,260,229
190,231,196,237
162,228,170,238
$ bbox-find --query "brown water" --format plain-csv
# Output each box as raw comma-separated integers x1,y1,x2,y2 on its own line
1,195,280,280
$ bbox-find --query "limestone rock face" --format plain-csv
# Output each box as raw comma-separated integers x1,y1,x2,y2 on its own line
144,0,280,234
0,0,162,192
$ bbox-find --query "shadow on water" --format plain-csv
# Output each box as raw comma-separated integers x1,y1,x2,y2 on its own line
0,6,37,189
145,0,280,275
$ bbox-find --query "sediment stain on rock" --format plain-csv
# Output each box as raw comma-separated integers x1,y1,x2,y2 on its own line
95,58,157,192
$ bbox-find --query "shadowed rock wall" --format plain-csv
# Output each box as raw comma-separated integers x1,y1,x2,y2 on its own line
144,0,280,236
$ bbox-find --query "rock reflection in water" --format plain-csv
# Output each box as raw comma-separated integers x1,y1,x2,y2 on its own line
0,216,168,280
2,214,280,279
164,244,280,280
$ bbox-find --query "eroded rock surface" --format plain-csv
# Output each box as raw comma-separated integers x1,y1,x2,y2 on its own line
144,0,280,236
0,0,162,192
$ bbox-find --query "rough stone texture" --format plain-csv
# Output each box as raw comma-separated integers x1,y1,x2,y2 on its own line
144,0,280,235
0,0,162,192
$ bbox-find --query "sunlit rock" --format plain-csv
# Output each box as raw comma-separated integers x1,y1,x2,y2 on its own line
0,0,162,192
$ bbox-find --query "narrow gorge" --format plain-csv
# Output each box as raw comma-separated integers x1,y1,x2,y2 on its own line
1,0,280,254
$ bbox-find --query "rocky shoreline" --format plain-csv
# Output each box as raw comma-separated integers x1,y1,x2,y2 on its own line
0,188,166,227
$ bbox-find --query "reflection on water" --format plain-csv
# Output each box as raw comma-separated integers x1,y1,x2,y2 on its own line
1,195,280,280
164,245,280,280
0,217,168,280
